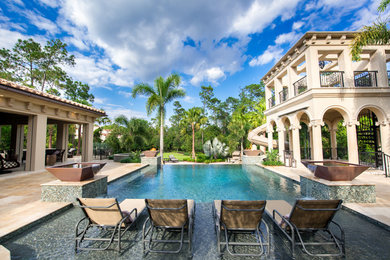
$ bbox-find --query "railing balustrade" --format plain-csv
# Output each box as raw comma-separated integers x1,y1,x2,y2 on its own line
354,71,378,87
268,96,275,108
359,151,383,169
300,147,311,160
293,76,307,96
279,88,288,103
320,71,344,88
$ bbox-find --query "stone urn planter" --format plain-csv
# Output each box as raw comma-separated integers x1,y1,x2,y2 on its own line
243,150,262,156
142,150,159,157
46,162,106,182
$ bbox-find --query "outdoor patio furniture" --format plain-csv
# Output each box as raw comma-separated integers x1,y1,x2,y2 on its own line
56,149,65,162
68,148,77,158
142,199,195,257
169,155,179,163
265,199,345,257
0,153,20,172
75,198,146,252
213,200,270,257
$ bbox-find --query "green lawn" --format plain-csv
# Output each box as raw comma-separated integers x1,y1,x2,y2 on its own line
163,152,189,161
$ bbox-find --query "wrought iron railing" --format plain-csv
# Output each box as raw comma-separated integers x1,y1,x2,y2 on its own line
320,71,344,87
293,76,307,96
388,71,390,87
279,88,288,103
300,147,311,160
354,71,378,87
268,96,275,108
359,151,383,169
322,147,347,160
383,153,390,177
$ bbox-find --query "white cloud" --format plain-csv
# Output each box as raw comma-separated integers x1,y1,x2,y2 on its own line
292,21,304,30
37,0,60,8
183,95,196,104
56,0,302,86
249,45,284,66
275,31,301,45
348,0,385,30
118,90,132,98
23,10,59,34
104,106,147,120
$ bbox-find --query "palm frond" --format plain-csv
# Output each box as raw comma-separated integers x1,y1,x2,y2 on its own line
165,88,186,103
131,83,156,98
146,95,160,115
351,21,390,61
378,0,390,12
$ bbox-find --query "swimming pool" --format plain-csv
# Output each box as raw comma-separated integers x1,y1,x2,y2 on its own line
3,164,390,259
108,165,301,202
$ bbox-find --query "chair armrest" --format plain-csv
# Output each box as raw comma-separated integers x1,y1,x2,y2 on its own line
127,207,138,219
273,209,294,231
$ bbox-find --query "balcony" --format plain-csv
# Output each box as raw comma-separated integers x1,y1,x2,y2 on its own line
279,88,288,103
354,71,377,87
293,76,307,96
320,71,344,88
268,96,275,108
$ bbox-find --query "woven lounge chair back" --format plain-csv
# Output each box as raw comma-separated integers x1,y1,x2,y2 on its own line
78,198,124,226
289,200,342,229
221,200,266,229
146,199,188,228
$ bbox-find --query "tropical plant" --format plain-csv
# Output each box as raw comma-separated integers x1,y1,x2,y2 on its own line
131,74,185,161
228,104,250,156
262,149,283,166
350,0,390,61
181,107,207,159
203,137,229,159
112,115,149,152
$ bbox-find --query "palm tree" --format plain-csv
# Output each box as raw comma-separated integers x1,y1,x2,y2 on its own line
181,107,208,159
131,74,185,161
113,115,149,152
350,0,390,61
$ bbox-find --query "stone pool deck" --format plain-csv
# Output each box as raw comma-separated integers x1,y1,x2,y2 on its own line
260,164,390,230
0,160,146,241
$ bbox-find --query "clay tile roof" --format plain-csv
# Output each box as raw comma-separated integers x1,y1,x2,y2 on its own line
0,78,106,116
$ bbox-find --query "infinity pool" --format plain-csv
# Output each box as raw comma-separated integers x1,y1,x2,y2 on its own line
108,165,301,202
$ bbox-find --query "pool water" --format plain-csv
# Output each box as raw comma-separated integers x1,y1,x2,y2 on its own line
108,165,301,203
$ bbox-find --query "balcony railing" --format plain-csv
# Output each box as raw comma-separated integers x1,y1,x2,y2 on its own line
354,71,378,87
320,71,344,88
279,88,288,103
268,96,275,108
293,76,307,96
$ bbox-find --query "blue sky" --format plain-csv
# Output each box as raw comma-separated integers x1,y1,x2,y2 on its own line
0,0,382,121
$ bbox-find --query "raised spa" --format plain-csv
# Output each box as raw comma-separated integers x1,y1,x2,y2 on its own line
302,160,369,181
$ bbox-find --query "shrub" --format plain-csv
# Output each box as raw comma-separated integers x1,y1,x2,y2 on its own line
262,149,284,166
203,137,229,159
120,157,141,163
108,155,114,160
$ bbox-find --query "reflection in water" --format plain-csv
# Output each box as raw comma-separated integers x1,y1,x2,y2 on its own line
109,165,301,203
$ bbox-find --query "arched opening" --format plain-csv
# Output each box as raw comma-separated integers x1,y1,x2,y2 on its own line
357,108,382,168
322,108,348,161
297,112,311,160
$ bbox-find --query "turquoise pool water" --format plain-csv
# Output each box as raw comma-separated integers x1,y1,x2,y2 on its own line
109,165,301,202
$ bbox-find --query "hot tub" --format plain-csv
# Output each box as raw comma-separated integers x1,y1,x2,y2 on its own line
302,160,369,181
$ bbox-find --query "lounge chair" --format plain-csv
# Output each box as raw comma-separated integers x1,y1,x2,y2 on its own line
213,200,270,257
75,198,146,252
265,199,344,257
169,155,179,163
142,199,195,257
0,153,20,172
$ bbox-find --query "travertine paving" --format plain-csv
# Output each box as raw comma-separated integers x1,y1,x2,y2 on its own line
261,164,390,229
0,160,146,240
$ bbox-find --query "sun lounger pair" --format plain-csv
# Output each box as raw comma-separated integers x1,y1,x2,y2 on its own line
75,198,194,257
75,198,345,258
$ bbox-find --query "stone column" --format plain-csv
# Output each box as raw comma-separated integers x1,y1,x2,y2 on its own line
369,48,387,87
291,124,301,164
275,77,283,105
56,123,69,162
82,122,94,162
26,114,47,171
277,127,285,162
305,47,321,89
330,127,338,159
267,130,274,151
378,121,390,155
15,125,24,162
310,121,323,161
309,126,314,159
265,85,272,109
287,65,298,98
345,121,359,164
338,48,354,87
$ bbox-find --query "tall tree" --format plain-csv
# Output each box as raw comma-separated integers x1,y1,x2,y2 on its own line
112,115,149,151
228,105,250,156
350,0,390,61
131,74,185,161
181,107,207,159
